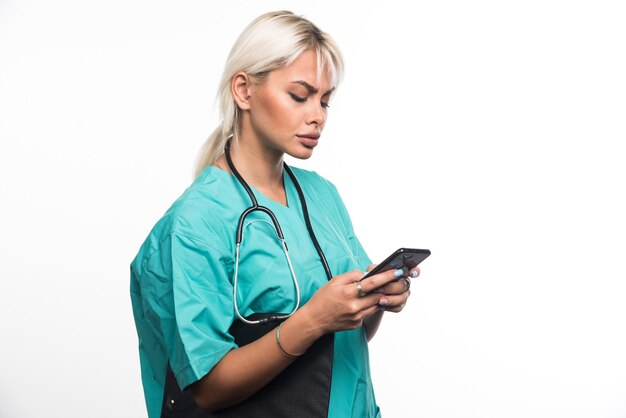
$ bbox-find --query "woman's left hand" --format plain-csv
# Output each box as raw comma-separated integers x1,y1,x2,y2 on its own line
368,264,419,313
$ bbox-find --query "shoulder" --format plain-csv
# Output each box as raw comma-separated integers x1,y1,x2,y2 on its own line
159,168,237,238
131,167,242,274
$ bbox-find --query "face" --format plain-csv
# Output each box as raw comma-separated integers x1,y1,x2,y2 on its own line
243,49,335,160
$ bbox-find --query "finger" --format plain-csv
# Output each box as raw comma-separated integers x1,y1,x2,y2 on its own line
378,292,410,310
379,303,405,313
356,291,388,309
408,266,421,279
361,304,382,319
335,270,366,285
351,279,368,298
359,268,405,293
366,263,377,273
375,278,410,296
346,287,392,316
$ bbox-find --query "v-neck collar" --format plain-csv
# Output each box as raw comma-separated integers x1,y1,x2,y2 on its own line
206,165,301,214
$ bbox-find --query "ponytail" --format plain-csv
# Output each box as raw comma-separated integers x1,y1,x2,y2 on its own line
193,125,226,178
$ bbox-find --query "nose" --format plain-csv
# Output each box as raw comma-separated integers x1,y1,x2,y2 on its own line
306,101,326,128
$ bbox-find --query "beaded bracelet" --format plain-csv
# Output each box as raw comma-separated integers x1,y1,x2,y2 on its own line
275,322,300,358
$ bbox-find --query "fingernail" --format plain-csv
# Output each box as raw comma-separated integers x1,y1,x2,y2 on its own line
393,269,404,277
411,271,418,278
379,298,389,306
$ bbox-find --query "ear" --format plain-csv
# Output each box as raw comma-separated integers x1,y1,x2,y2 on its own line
231,72,253,110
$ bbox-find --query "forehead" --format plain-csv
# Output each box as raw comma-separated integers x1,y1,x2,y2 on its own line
267,49,334,91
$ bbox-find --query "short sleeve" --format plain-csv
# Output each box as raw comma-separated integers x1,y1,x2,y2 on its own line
139,232,237,390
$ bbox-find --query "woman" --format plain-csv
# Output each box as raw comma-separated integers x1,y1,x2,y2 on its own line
131,11,418,418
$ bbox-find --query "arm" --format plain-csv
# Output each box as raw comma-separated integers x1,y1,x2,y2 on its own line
363,310,385,341
190,305,321,411
190,268,404,412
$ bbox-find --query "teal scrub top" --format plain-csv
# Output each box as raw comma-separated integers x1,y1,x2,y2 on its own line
130,166,381,418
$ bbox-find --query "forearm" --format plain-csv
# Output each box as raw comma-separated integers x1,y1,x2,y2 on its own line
363,309,384,341
190,306,323,411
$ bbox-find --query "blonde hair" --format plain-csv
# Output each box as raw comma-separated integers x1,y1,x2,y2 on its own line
193,10,344,177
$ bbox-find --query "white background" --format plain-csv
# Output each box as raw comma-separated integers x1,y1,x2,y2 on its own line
1,1,625,417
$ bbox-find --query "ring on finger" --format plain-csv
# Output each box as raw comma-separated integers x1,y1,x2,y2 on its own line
354,280,367,297
405,277,411,291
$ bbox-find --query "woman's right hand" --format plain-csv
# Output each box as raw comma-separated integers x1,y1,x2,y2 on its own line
300,268,408,336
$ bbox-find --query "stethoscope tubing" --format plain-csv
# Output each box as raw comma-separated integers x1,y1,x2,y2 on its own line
224,138,332,325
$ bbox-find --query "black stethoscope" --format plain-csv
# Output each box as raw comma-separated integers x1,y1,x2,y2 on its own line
224,138,333,325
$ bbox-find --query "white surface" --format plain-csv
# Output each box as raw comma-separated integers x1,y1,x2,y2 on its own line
1,1,625,417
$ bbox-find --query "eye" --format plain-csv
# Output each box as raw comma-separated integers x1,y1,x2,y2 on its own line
321,93,332,109
289,93,306,103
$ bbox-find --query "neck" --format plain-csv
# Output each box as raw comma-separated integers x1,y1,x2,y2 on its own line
228,134,284,190
217,133,289,206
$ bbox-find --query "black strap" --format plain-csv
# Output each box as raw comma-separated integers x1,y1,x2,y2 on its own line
161,315,334,418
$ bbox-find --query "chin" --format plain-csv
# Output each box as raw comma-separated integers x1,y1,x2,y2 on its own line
287,148,315,160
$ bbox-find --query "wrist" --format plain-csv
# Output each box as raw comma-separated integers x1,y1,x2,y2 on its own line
292,304,326,341
275,308,322,358
275,322,302,357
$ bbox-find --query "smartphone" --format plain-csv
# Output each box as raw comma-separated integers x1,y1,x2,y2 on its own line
362,248,431,280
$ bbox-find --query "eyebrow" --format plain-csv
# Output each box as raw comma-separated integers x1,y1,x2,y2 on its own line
291,80,335,96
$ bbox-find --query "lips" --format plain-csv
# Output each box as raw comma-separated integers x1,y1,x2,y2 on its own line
297,133,320,140
296,133,320,148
